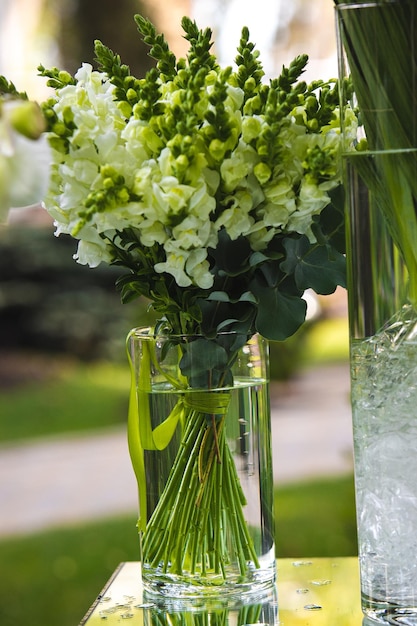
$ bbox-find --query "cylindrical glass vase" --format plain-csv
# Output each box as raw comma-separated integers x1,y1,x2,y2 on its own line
337,2,417,622
127,328,276,601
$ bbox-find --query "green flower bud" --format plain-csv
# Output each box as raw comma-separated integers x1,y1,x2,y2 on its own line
305,95,318,113
8,100,46,139
357,138,368,152
95,191,106,206
176,154,189,172
256,142,269,158
48,136,68,154
243,95,261,115
124,76,136,88
117,188,130,204
52,121,67,137
242,117,262,143
244,77,257,93
205,70,217,86
118,101,132,119
126,88,138,103
58,70,74,85
103,177,114,190
209,138,226,161
62,106,74,127
254,162,272,185
307,118,319,132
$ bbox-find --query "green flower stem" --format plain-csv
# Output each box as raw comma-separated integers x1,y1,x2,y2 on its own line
223,441,260,572
143,411,205,566
141,393,259,580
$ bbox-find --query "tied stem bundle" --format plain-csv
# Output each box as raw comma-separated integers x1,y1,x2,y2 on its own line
336,1,417,306
142,395,259,579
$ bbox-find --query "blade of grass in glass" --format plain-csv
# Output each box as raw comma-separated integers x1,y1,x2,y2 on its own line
336,1,417,306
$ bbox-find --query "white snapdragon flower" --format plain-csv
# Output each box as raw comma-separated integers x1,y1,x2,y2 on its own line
44,64,137,253
122,118,160,159
225,84,244,112
0,99,51,221
287,180,332,237
172,214,216,250
136,217,168,247
74,236,113,267
155,239,214,290
215,190,254,240
241,116,264,143
184,248,213,289
220,142,257,192
248,225,276,251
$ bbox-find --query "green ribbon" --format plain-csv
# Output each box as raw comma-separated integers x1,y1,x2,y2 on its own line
126,330,147,532
126,334,186,532
183,391,230,416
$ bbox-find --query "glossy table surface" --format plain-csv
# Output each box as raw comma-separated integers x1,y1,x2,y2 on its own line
80,558,365,625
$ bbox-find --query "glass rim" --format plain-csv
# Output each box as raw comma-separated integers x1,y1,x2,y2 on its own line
128,326,256,341
336,0,408,9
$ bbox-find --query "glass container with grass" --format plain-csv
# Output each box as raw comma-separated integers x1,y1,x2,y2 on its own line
336,1,417,622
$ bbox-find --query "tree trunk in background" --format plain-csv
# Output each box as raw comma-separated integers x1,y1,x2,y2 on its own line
56,0,156,75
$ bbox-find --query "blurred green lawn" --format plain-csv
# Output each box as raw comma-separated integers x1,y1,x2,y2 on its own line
0,360,130,442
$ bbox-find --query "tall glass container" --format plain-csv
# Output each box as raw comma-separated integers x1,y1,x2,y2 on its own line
127,329,276,601
337,2,417,622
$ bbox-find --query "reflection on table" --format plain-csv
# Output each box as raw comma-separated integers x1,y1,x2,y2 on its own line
80,558,364,625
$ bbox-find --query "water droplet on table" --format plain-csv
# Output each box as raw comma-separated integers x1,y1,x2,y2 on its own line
310,579,332,586
304,604,322,611
135,602,155,609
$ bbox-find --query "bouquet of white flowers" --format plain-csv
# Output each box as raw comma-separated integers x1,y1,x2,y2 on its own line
12,15,356,342
1,14,356,589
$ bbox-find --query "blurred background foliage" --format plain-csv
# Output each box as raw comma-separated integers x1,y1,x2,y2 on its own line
53,0,157,76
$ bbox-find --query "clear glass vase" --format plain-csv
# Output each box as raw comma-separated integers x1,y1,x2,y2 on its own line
127,329,276,601
337,2,417,622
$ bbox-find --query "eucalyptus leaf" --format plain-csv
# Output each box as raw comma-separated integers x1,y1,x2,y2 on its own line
209,230,252,277
207,290,257,304
206,291,231,302
251,283,307,340
179,338,228,382
198,298,256,337
281,237,346,294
